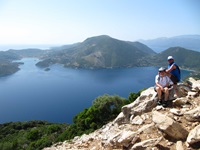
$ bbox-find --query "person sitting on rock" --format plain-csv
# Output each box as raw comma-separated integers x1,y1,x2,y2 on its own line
165,56,181,97
155,67,173,107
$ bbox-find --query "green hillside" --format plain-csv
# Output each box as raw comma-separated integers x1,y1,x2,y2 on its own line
0,51,21,76
145,47,200,71
0,49,47,76
0,121,69,150
36,35,156,68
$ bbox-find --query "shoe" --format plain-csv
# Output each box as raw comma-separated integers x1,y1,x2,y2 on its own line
162,101,168,107
174,94,178,98
157,99,162,105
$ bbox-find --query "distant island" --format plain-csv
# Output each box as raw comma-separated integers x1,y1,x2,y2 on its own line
0,35,200,77
0,49,48,76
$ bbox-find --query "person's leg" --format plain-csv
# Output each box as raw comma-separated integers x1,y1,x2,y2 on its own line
156,87,163,105
164,87,169,101
161,87,169,107
173,84,179,97
156,87,162,100
170,75,179,97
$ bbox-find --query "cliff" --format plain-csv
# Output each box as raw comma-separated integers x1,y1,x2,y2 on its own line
44,77,200,150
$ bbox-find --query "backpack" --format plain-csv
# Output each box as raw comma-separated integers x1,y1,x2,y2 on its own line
175,64,181,75
174,64,181,82
169,63,181,82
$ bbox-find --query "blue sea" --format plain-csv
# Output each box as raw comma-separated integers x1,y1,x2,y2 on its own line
0,58,191,124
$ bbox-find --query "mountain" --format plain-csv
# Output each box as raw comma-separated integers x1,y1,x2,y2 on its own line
49,43,81,51
0,49,48,76
36,35,156,68
0,61,20,76
0,51,20,61
7,49,49,58
143,46,200,71
139,35,200,53
0,51,21,76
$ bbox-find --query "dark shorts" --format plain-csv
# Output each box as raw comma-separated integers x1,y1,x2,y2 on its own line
170,74,179,84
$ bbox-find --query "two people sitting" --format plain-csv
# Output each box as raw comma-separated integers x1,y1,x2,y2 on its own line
155,56,181,107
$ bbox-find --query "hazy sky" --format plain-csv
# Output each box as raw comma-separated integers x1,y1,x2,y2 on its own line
0,0,199,45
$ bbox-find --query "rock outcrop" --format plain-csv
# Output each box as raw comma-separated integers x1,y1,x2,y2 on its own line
44,77,200,150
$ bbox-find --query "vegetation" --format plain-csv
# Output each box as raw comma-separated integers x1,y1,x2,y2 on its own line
155,47,200,71
0,51,21,76
0,120,69,150
0,91,141,150
36,35,156,69
57,92,141,141
141,47,200,72
0,60,22,76
0,49,49,76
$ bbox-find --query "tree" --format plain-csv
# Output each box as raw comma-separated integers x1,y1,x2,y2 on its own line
26,129,40,141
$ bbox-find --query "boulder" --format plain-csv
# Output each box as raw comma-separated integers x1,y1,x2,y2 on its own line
122,87,157,119
131,137,162,150
152,111,188,140
187,124,200,145
188,77,200,92
176,141,184,150
184,106,200,122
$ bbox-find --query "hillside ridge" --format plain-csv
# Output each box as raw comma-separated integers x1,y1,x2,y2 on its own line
44,77,200,150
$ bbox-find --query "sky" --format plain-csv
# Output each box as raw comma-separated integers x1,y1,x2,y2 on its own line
0,0,199,46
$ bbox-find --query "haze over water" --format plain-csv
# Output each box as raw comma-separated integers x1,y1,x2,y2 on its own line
0,58,191,124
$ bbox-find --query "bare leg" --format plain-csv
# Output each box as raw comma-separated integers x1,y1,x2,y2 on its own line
173,84,179,97
164,87,169,101
156,87,162,100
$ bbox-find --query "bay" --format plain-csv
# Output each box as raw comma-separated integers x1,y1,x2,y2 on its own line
0,58,191,124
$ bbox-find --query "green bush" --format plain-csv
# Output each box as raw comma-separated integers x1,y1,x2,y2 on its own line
26,129,40,141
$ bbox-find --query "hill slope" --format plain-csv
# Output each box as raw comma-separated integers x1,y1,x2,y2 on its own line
0,49,49,76
36,35,156,68
0,51,21,76
144,47,200,71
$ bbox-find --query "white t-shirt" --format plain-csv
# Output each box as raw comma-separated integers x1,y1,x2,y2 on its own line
155,75,173,88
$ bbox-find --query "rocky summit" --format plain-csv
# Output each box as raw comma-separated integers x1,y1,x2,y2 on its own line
44,77,200,150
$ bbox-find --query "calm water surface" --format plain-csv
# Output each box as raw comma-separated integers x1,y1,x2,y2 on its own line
0,58,191,124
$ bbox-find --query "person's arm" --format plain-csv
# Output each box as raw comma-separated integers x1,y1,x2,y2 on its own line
156,82,163,90
166,64,176,73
